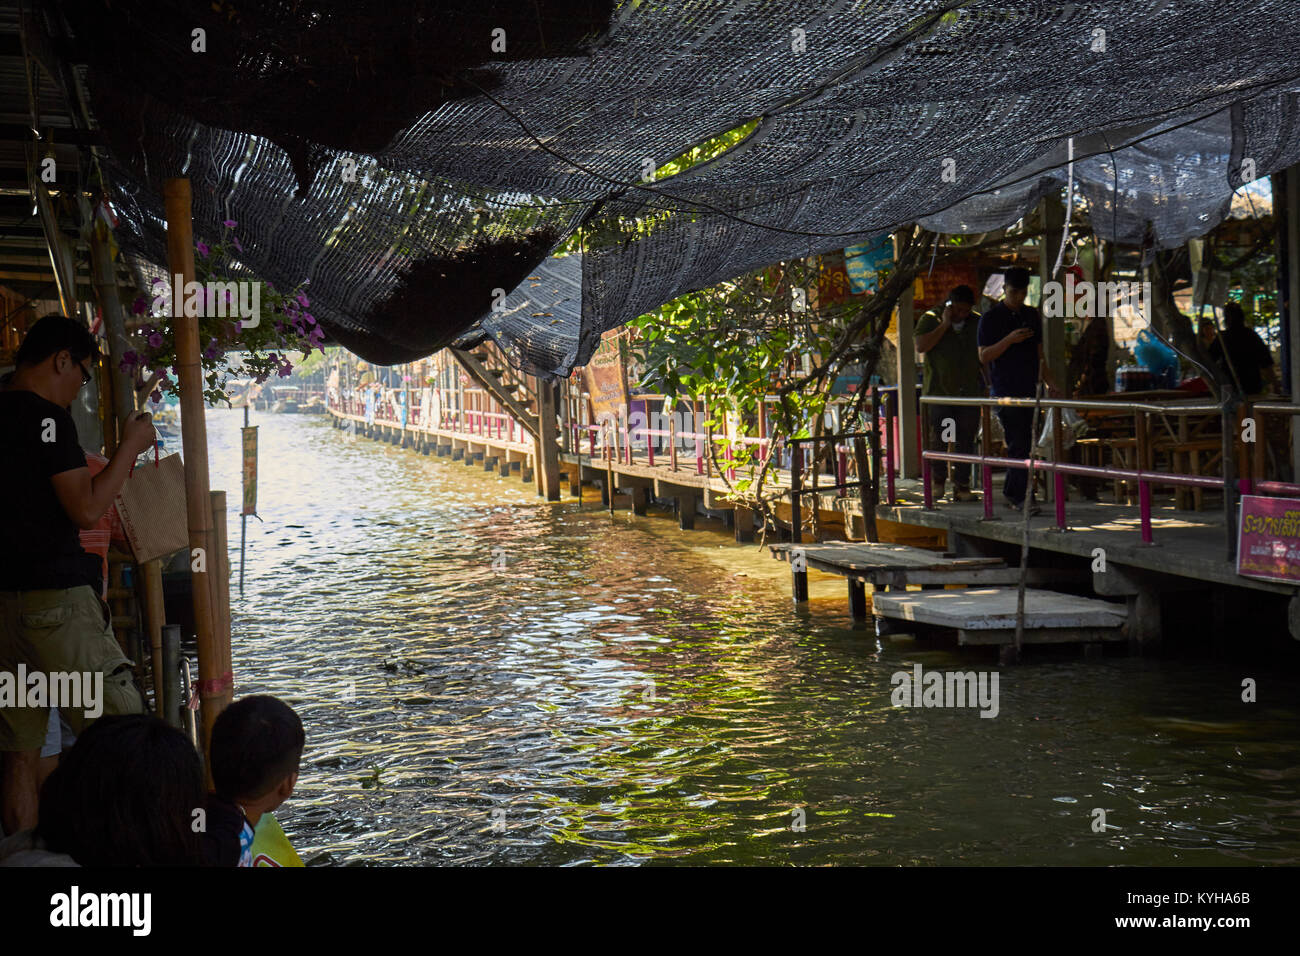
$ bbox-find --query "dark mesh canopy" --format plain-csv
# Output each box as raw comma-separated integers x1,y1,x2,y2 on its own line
57,0,1300,374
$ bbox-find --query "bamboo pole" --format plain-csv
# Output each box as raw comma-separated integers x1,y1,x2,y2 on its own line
163,177,229,769
142,559,166,718
89,221,136,429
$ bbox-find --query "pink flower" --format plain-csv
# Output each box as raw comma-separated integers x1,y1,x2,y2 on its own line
196,240,209,257
222,219,238,228
297,293,310,308
232,237,243,253
148,332,164,348
151,389,162,403
119,351,139,372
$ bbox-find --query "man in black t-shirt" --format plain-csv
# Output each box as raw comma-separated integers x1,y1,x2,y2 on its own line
1208,301,1276,396
977,267,1057,512
1,315,156,834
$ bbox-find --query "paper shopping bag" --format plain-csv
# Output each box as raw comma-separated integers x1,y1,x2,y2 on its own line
114,453,190,563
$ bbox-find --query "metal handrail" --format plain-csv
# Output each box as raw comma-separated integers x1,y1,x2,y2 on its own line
920,395,1225,414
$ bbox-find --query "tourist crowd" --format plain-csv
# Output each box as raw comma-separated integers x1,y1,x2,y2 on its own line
0,315,305,866
917,267,1273,513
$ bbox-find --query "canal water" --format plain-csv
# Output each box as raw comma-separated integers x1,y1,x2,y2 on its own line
206,408,1300,866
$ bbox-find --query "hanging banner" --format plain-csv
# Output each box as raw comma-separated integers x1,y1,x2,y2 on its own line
241,426,258,516
844,235,894,294
582,328,630,426
815,249,851,307
1237,495,1300,584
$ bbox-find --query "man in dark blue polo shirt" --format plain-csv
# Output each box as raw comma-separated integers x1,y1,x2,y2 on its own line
977,267,1056,512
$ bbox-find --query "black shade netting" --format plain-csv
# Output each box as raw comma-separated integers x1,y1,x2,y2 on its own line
55,0,1300,375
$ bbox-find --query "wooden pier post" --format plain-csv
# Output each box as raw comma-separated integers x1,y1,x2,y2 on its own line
734,506,756,543
848,579,868,621
676,492,697,530
163,177,229,766
605,422,615,511
893,230,919,478
790,442,808,602
534,376,562,501
1038,193,1069,393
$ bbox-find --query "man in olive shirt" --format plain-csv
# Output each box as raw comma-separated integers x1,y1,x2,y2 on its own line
915,285,985,501
1,314,155,833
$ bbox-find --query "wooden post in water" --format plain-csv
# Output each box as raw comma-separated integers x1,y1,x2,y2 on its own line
163,177,230,767
853,436,878,543
605,420,616,513
534,375,561,500
790,442,808,603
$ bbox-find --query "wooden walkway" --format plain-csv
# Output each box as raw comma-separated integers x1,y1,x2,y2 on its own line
327,404,1300,649
874,478,1298,596
326,404,852,540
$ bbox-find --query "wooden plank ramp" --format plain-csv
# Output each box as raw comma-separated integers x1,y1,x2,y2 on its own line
769,541,1091,588
770,541,1002,574
871,587,1128,647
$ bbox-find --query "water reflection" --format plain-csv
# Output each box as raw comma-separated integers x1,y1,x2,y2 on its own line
203,409,1300,866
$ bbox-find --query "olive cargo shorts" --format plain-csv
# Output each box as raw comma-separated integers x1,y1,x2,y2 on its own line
0,586,145,750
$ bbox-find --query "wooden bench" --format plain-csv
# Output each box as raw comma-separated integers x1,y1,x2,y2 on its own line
1154,437,1221,511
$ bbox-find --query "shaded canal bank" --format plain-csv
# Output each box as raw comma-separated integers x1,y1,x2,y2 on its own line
209,409,1300,865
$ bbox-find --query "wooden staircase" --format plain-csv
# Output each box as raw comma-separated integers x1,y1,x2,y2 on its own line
449,341,563,499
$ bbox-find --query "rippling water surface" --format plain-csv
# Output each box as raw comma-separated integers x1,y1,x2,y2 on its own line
203,409,1300,865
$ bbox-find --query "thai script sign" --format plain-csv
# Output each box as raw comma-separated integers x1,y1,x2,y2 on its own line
1237,494,1300,583
582,327,630,427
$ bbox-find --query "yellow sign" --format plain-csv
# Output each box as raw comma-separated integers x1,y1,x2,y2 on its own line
241,426,258,516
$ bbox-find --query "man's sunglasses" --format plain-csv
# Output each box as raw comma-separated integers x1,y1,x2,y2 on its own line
76,357,93,387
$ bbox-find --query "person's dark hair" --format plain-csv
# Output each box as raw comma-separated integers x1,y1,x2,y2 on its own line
211,695,305,802
1222,301,1245,328
14,313,101,369
948,284,975,305
38,715,203,866
1003,267,1031,290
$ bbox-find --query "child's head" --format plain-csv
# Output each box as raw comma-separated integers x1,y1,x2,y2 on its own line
210,695,304,811
40,715,205,866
